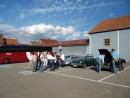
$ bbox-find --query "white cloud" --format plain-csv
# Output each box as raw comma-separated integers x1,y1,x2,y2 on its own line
1,5,5,8
23,1,88,15
83,32,89,39
0,17,4,22
88,1,122,10
64,0,68,3
0,23,88,43
19,13,25,19
76,0,82,3
0,24,15,31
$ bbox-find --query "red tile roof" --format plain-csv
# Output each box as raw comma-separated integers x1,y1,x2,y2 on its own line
88,15,130,34
31,41,43,46
43,41,60,47
31,39,89,47
61,39,89,46
40,39,58,44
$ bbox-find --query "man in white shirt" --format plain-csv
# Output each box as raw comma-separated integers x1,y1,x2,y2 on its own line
95,54,105,73
47,52,55,71
39,51,48,72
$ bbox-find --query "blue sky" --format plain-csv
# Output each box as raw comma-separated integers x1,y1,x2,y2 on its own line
0,0,130,44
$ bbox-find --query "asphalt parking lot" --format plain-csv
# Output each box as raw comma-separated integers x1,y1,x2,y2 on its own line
0,62,130,98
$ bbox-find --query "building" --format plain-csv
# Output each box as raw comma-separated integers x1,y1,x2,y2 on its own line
30,41,43,46
0,34,3,45
88,15,130,61
3,38,19,45
31,39,89,56
53,39,89,56
40,39,58,44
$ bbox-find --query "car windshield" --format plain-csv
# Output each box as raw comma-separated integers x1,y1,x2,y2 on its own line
65,56,72,59
86,54,94,58
65,55,81,60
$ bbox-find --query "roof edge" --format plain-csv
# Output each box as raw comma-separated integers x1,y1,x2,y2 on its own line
88,27,130,34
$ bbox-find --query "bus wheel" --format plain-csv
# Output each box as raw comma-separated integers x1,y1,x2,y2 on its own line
3,59,10,64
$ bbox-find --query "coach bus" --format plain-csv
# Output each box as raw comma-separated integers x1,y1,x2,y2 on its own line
0,45,52,64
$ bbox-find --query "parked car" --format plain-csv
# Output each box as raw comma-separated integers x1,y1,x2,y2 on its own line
98,49,112,69
98,49,126,69
71,54,96,68
64,55,81,65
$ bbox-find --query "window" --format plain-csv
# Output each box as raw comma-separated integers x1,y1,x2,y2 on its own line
104,38,110,46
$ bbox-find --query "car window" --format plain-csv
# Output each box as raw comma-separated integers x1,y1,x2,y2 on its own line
70,56,80,59
86,54,94,58
65,56,71,59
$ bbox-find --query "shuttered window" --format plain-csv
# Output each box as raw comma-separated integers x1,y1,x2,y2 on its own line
104,38,110,46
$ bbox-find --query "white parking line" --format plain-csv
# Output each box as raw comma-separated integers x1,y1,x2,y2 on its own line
45,71,97,82
98,74,115,82
55,68,74,73
45,71,130,89
124,66,130,70
98,66,130,82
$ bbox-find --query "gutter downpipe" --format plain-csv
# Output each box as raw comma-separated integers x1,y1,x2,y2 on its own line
117,30,120,56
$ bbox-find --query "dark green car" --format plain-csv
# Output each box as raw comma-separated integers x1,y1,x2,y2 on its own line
71,54,96,68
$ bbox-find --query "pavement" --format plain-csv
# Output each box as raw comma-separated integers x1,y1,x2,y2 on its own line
0,62,130,98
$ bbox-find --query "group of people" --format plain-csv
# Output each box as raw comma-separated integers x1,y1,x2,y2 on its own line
26,51,65,72
95,49,125,74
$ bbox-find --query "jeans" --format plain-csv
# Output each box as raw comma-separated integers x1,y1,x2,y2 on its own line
96,58,102,73
33,61,37,72
43,59,48,67
27,60,32,69
39,62,44,72
112,60,117,73
48,59,55,71
118,59,124,71
61,60,65,68
55,61,60,69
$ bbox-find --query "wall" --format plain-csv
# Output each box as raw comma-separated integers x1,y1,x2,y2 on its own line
53,46,88,56
0,34,3,45
90,31,117,57
119,29,130,61
3,38,19,45
90,29,130,61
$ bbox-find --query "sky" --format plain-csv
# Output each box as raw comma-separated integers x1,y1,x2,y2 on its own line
0,0,130,44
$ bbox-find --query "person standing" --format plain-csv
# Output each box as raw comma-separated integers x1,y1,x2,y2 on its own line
95,54,105,73
36,52,41,71
26,52,33,70
111,49,119,73
32,52,38,72
60,51,65,69
39,52,44,72
43,51,48,68
47,52,55,71
54,52,60,69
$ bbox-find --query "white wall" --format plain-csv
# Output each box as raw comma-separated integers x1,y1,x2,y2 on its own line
90,29,130,61
90,31,118,57
53,46,88,56
119,29,130,61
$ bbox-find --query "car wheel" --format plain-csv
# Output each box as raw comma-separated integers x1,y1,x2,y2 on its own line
3,58,10,64
71,64,77,68
82,64,86,68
